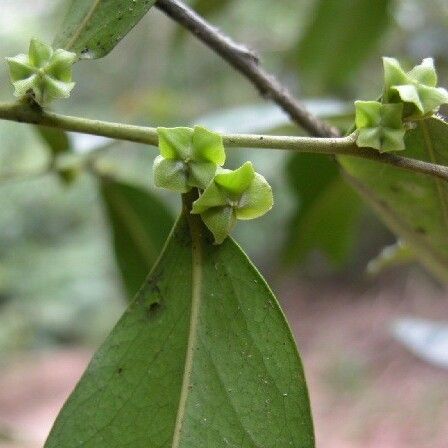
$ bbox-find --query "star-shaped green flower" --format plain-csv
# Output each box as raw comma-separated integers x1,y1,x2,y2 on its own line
6,38,77,107
191,161,273,243
355,101,406,153
153,126,225,192
383,57,448,117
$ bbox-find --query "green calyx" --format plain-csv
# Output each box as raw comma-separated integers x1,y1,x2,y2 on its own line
383,57,448,117
191,162,274,244
354,57,448,153
153,127,273,244
6,38,77,107
153,126,226,192
355,101,405,152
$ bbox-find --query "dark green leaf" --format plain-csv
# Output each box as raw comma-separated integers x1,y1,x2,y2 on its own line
340,116,448,282
296,0,392,91
283,153,362,266
54,0,157,59
100,177,174,300
44,212,315,447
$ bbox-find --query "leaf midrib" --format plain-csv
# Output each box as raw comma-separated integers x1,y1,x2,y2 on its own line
171,208,203,447
65,0,101,50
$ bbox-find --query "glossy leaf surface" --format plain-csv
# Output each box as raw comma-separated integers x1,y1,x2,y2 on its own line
340,116,448,282
100,177,173,299
45,211,314,447
54,0,157,59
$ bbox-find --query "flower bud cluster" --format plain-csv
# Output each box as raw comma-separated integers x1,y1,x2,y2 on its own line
355,58,448,153
153,126,273,243
6,39,76,107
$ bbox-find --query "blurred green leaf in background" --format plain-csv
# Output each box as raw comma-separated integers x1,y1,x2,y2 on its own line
283,154,363,267
36,127,78,183
340,116,448,283
100,177,174,300
296,0,393,93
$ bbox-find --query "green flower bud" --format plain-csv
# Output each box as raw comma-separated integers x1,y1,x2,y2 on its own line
383,57,448,117
191,161,273,244
6,38,77,107
153,126,225,193
355,101,406,153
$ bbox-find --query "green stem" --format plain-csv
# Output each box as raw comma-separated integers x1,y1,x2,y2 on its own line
0,102,157,145
1,102,448,182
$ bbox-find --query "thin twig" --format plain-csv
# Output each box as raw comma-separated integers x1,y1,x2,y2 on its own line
155,0,339,138
0,102,447,182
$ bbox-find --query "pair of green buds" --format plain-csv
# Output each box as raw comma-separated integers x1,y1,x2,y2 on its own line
154,126,273,243
5,40,272,244
355,57,448,153
6,39,77,107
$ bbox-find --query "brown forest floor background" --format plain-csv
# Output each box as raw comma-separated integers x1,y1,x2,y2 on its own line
0,276,447,448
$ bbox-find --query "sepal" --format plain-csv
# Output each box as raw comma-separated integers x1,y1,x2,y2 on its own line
192,162,273,243
154,126,225,192
6,38,76,106
383,57,448,116
153,156,189,193
201,206,237,245
355,101,406,152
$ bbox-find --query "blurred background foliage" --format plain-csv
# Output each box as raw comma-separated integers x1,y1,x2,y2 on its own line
0,0,447,360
